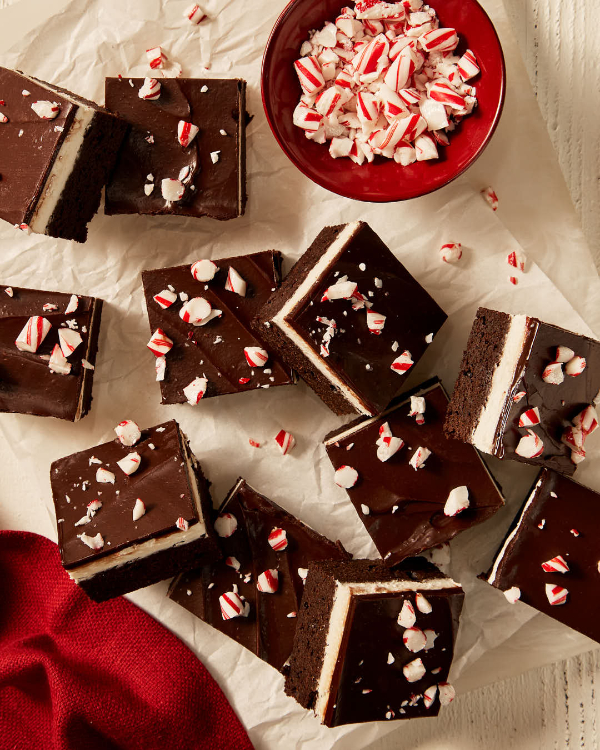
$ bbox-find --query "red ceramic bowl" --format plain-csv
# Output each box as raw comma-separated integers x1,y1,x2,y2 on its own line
262,0,506,202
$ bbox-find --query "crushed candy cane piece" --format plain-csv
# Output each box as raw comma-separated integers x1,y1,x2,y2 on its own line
416,593,432,614
515,429,544,458
191,259,218,282
504,586,521,604
153,289,177,309
565,356,586,376
440,243,462,263
183,376,208,405
244,346,269,367
48,344,71,375
147,328,173,356
220,590,249,620
176,517,190,532
224,267,247,296
335,465,359,488
481,187,498,210
322,277,357,301
180,297,212,325
555,346,575,363
96,467,115,484
161,178,185,202
409,446,431,470
403,657,426,683
403,627,427,653
545,583,568,606
65,294,79,314
391,350,414,374
4,287,13,297
366,309,386,334
438,683,455,706
268,528,288,551
138,77,161,100
115,420,141,447
155,355,166,381
0,113,8,123
225,556,240,570
214,513,238,538
177,120,199,148
376,421,404,462
573,405,598,436
423,685,438,709
444,486,469,517
15,316,51,353
398,600,416,628
519,407,540,427
146,46,165,69
542,362,564,385
360,504,370,516
184,3,207,24
541,555,569,574
132,498,146,521
117,452,141,476
457,49,480,80
78,532,104,550
58,328,83,357
31,100,60,119
275,430,296,455
507,250,526,272
256,569,279,594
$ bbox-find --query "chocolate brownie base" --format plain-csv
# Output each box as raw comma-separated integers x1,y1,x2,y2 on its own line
253,224,352,415
444,307,511,443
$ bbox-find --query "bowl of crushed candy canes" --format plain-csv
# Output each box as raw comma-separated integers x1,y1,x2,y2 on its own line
261,0,506,202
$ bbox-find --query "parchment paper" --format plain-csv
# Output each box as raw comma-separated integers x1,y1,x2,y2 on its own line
1,1,600,748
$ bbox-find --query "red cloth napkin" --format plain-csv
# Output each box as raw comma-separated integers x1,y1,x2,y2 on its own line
0,531,254,750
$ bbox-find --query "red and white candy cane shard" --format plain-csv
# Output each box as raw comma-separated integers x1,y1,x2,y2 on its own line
394,144,417,165
397,599,416,628
31,101,60,119
507,249,526,272
15,316,52,353
562,425,584,451
225,556,241,571
554,346,575,363
409,446,431,470
275,430,296,455
398,87,421,107
293,102,323,132
48,344,71,375
248,438,260,447
116,452,141,476
146,46,165,69
315,87,344,118
377,435,404,462
444,485,470,517
513,391,526,403
391,350,414,374
43,304,58,313
322,278,358,301
334,68,354,90
115,420,141,447
440,243,462,263
176,517,190,532
239,377,251,385
96,467,115,484
565,356,586,376
415,132,438,161
518,407,541,427
403,657,426,683
294,56,326,95
214,513,238,538
427,81,465,110
244,346,269,367
545,583,568,606
508,276,518,286
366,309,386,334
183,376,208,405
423,685,438,709
65,294,79,314
0,113,8,123
352,34,389,77
572,405,599,437
132,498,146,522
184,3,207,24
403,627,427,653
257,569,279,594
418,28,459,53
147,328,173,357
481,186,499,211
356,91,381,132
541,555,569,574
438,682,456,706
542,362,564,385
87,499,102,514
515,429,544,459
58,328,83,358
161,178,185,202
335,465,359,488
179,297,212,325
268,527,288,551
219,591,248,620
355,1,406,20
191,259,218,282
416,593,432,614
384,45,417,92
153,289,177,309
409,396,426,419
395,113,427,143
138,77,161,100
570,528,580,536
457,49,480,80
224,266,247,297
177,120,199,148
504,586,521,604
78,532,104,550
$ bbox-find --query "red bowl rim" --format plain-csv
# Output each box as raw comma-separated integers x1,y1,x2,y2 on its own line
261,0,507,203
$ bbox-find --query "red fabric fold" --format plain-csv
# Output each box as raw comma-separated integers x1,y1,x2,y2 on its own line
0,531,254,750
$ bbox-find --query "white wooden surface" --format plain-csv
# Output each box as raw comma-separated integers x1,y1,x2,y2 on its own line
1,0,599,747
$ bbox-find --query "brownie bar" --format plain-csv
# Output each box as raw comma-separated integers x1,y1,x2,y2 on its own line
445,307,600,475
324,378,504,565
0,284,103,421
50,419,219,602
105,77,246,220
0,67,128,242
142,251,295,405
285,559,463,726
169,478,349,672
254,221,447,416
484,469,600,644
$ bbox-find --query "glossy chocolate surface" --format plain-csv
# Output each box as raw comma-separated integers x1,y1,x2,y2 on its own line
495,320,600,475
52,420,201,568
328,587,462,726
142,252,295,405
169,479,348,671
325,380,504,565
288,222,447,415
486,469,600,644
0,67,77,227
105,77,245,220
0,284,101,421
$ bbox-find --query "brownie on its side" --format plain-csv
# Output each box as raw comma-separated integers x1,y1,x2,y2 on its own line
285,559,463,727
324,378,504,566
51,419,219,602
142,251,295,405
485,469,600,644
444,307,600,476
169,478,349,672
254,221,447,417
0,284,103,421
105,77,246,221
0,66,128,243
